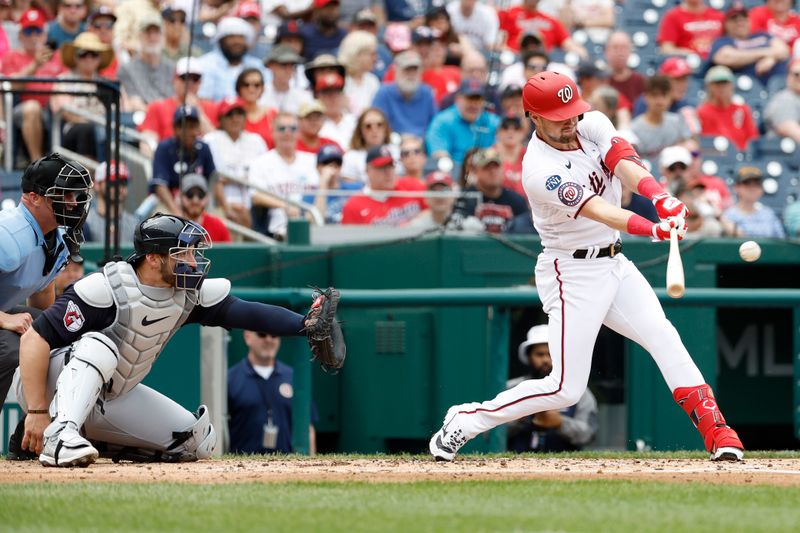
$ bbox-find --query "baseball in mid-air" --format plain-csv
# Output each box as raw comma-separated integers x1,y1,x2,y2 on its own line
739,241,761,262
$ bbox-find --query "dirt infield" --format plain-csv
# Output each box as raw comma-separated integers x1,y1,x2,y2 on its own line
1,456,799,485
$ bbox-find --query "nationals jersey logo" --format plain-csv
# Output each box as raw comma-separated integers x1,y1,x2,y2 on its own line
63,300,85,332
557,85,573,103
557,182,583,206
545,175,562,191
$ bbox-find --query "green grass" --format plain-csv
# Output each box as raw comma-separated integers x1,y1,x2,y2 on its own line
1,480,799,533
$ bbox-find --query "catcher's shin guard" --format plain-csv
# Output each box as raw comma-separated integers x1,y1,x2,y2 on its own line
673,384,743,460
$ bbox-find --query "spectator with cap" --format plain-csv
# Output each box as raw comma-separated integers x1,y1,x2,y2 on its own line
631,75,694,159
273,21,308,86
86,6,119,78
303,53,346,89
234,68,277,148
709,4,789,86
397,135,427,179
698,65,758,150
372,50,437,138
46,0,86,50
316,72,357,149
763,60,800,142
451,147,528,233
409,171,456,230
438,51,499,111
51,32,115,160
248,112,320,238
505,324,598,453
606,31,646,105
632,57,699,132
657,0,723,59
498,0,587,57
314,144,363,224
338,30,380,116
162,0,200,62
138,57,219,155
340,1,384,27
227,330,318,455
341,145,427,225
426,79,500,164
660,144,732,215
118,12,176,113
151,105,217,215
342,107,393,183
179,173,232,243
235,1,268,58
204,97,268,228
197,16,267,101
722,167,785,238
83,160,139,244
296,100,342,154
493,115,527,198
750,0,800,49
262,45,313,114
498,85,526,127
299,0,347,61
446,0,499,52
1,9,65,162
499,49,549,94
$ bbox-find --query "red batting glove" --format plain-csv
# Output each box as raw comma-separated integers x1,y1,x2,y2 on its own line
652,217,687,241
653,193,688,219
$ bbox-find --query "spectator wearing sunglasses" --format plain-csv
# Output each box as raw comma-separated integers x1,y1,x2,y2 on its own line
46,0,85,50
341,107,393,183
161,0,201,62
499,49,549,101
118,13,176,113
83,160,140,244
493,115,527,198
86,6,119,78
397,135,426,179
0,9,65,162
180,173,232,243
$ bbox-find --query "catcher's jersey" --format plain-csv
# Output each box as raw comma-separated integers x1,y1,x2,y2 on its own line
522,111,623,252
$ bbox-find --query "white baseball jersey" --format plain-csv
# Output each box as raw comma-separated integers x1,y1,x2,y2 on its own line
522,111,622,252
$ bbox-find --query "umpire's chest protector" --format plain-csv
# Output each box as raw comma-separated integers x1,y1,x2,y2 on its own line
76,261,195,399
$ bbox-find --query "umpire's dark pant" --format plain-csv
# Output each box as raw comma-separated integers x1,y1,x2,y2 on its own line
0,306,41,413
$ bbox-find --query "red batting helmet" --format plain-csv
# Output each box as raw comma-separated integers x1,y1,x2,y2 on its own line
523,71,591,121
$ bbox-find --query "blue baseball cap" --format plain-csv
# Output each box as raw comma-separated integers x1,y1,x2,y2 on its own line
173,105,199,124
458,79,487,97
317,144,344,165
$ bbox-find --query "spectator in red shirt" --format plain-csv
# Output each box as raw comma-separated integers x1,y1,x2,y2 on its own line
606,31,646,105
494,115,526,198
341,144,427,225
235,67,277,148
179,173,232,243
657,0,724,59
498,0,587,57
750,0,800,47
138,57,218,157
296,100,342,154
697,65,759,150
0,9,64,161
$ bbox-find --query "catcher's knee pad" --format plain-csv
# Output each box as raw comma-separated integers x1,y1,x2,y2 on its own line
71,332,119,382
166,405,217,461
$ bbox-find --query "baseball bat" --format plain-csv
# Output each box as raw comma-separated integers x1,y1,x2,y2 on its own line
666,227,685,298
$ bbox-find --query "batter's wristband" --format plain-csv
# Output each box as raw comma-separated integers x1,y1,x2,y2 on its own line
637,176,664,200
27,409,48,414
627,214,655,236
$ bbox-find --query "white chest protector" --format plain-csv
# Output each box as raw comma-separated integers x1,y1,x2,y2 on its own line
73,261,230,400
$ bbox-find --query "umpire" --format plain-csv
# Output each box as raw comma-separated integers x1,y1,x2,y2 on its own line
0,154,92,456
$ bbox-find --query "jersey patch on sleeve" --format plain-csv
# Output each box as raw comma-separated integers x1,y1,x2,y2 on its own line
545,175,562,191
63,300,85,332
557,182,584,207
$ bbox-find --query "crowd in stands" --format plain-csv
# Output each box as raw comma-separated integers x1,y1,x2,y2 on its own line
3,0,800,241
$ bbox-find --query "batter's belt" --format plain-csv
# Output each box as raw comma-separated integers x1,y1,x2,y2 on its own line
572,240,622,259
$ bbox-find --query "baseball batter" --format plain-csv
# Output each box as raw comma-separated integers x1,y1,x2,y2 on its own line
430,71,744,462
13,213,343,467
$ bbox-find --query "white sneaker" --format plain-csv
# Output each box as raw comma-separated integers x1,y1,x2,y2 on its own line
40,427,99,468
711,446,744,462
429,406,468,461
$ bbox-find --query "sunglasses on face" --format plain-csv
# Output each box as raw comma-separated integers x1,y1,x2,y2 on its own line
21,27,43,36
400,148,423,157
91,20,114,29
167,15,187,24
667,163,688,172
240,81,263,88
501,122,522,130
77,50,100,59
184,189,207,200
180,74,202,83
526,63,547,70
277,124,298,133
363,121,385,130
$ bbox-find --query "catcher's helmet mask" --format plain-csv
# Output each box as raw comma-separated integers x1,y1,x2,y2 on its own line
21,153,93,230
128,213,212,300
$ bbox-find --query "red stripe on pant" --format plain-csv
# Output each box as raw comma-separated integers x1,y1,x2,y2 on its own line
457,258,566,417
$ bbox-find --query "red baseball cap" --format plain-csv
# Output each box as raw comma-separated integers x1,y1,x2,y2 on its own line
522,71,591,121
217,97,245,116
315,72,344,92
235,1,260,19
659,57,692,78
19,8,45,30
425,171,453,188
95,160,130,182
314,0,339,7
366,145,394,167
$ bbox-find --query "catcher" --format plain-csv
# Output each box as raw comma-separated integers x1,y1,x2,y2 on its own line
13,213,345,467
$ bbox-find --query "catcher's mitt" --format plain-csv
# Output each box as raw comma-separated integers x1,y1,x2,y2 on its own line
304,287,346,372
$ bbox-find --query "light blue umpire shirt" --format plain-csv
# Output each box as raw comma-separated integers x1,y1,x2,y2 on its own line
0,203,69,312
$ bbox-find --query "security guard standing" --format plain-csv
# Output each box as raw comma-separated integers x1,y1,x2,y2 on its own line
0,153,92,457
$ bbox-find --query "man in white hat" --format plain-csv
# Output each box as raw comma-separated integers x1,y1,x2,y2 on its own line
196,16,269,101
505,325,598,453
